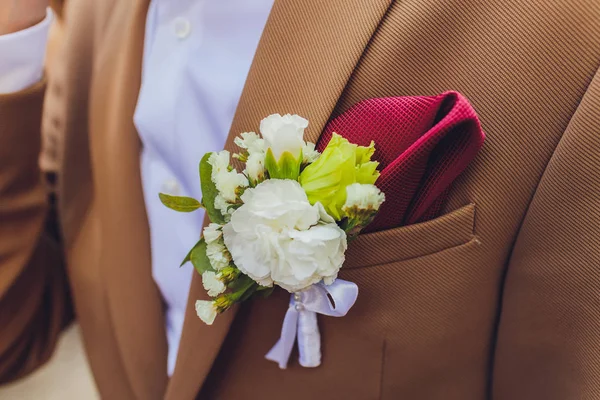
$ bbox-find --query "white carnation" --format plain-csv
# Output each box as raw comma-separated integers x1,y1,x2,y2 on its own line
195,300,217,325
343,183,385,211
260,114,308,160
222,179,347,292
203,223,222,244
202,271,226,296
206,239,231,271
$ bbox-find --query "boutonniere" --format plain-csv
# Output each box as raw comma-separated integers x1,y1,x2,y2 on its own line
160,114,385,368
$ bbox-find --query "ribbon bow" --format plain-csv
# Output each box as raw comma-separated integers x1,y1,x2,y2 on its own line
265,279,359,369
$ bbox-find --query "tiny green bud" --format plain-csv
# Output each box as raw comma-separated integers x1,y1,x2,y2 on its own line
214,295,233,312
220,266,241,285
233,152,248,163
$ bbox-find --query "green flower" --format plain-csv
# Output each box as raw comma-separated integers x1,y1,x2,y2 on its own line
299,133,380,220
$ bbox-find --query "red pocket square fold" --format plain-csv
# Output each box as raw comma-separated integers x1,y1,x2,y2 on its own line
318,91,485,232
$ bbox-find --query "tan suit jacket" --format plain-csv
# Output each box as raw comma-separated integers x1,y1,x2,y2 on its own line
1,0,600,398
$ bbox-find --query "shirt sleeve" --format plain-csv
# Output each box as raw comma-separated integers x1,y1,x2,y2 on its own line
0,8,53,94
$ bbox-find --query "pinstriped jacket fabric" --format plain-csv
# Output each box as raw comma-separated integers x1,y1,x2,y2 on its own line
1,0,600,399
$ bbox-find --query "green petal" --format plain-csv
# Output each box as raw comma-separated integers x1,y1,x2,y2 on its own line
264,148,303,180
264,148,279,179
356,161,380,184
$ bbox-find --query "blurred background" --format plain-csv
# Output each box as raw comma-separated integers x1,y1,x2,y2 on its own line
0,326,98,399
0,4,99,398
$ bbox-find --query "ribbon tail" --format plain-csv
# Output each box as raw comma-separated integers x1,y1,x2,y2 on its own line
265,305,299,369
297,309,321,368
266,279,359,369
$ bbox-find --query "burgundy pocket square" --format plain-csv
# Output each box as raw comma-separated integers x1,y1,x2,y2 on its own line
317,91,485,232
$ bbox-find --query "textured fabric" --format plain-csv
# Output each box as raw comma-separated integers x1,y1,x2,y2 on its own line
493,69,600,399
0,81,70,383
2,0,600,399
133,0,273,375
318,92,484,231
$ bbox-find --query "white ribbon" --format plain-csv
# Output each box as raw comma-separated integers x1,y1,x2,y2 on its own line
265,279,359,369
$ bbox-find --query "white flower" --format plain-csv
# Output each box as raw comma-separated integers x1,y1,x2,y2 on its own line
213,169,248,202
206,239,231,271
202,271,226,296
234,132,265,154
195,300,217,325
343,183,386,211
207,241,231,271
214,194,233,217
208,150,248,202
303,142,320,164
208,150,230,176
245,152,265,182
203,223,222,244
260,114,309,160
222,179,347,292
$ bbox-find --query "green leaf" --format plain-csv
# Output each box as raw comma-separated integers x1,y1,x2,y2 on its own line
239,284,258,302
256,286,275,298
199,152,226,224
158,193,202,212
228,274,258,302
180,238,203,267
228,274,251,291
190,238,214,276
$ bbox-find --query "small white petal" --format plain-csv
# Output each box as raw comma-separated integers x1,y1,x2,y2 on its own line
303,142,320,163
195,300,218,325
343,183,386,211
202,271,226,296
323,274,337,286
245,152,265,182
203,223,222,244
235,132,265,154
314,202,336,224
208,151,231,179
260,114,309,160
206,239,231,271
214,194,233,217
214,169,248,202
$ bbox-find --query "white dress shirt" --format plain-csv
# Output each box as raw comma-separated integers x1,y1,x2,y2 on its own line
0,10,52,94
0,0,274,375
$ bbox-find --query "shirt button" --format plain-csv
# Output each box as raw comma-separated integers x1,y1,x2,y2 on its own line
162,178,181,195
173,17,191,39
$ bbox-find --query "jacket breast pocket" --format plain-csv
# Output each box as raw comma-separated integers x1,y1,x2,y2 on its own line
316,203,491,399
343,203,477,269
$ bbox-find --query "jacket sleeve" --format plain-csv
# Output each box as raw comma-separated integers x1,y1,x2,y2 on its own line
0,81,71,384
493,68,600,399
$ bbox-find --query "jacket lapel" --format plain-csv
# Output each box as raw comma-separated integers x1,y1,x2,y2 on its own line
166,0,393,398
89,0,170,398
